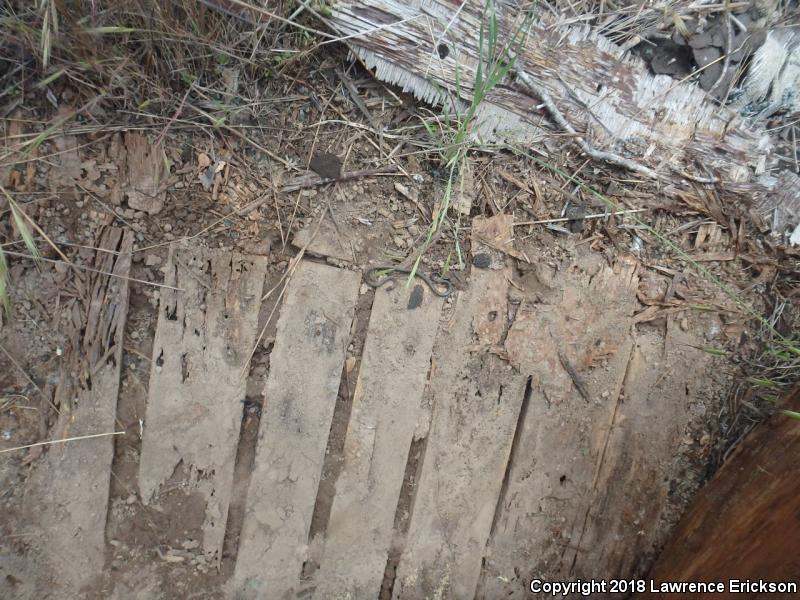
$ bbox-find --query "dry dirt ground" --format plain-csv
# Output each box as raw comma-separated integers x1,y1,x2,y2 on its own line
0,40,793,600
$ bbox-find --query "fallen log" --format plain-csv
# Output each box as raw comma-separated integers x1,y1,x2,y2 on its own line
320,0,799,234
641,385,800,598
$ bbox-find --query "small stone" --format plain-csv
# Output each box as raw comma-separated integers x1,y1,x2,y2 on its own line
407,285,424,310
126,494,137,505
472,253,492,269
163,223,173,232
680,318,689,331
144,254,161,267
163,552,184,564
393,235,406,249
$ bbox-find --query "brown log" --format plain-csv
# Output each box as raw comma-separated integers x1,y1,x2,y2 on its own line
643,386,800,599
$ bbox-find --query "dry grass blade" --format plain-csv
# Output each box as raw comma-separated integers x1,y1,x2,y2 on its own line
0,431,125,455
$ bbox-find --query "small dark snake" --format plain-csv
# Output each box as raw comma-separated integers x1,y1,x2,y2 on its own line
364,266,453,297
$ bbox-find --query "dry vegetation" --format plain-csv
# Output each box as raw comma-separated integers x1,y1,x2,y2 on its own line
1,0,798,458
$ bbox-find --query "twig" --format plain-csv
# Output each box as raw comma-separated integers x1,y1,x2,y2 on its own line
154,86,191,147
709,14,733,95
514,70,659,180
517,69,659,179
1,251,182,291
0,184,72,265
281,166,399,193
514,208,646,226
240,204,331,378
0,431,124,454
0,343,46,402
558,351,591,403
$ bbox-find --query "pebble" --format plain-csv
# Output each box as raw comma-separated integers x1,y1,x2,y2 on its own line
472,253,492,269
144,254,161,267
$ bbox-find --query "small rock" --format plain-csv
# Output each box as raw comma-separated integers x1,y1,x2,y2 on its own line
144,254,161,267
472,253,492,269
393,235,406,249
163,223,173,232
163,552,185,564
689,31,714,49
407,285,424,310
693,45,722,69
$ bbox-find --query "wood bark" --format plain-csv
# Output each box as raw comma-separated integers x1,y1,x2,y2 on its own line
643,386,800,599
322,0,799,229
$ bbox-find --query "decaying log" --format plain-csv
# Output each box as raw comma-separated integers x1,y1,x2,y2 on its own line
322,0,799,233
642,386,800,599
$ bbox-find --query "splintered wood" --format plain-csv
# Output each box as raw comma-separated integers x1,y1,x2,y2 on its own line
479,249,719,598
393,215,528,600
322,0,800,221
314,282,443,598
233,261,360,598
138,245,268,564
24,227,133,595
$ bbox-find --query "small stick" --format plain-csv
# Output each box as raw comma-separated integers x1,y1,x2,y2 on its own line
240,204,331,378
1,251,182,291
558,351,591,403
515,70,659,180
281,166,400,193
709,14,733,95
514,208,646,226
154,87,191,147
0,431,124,455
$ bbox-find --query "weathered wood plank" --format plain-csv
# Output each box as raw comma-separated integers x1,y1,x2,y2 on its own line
138,245,268,564
642,386,800,600
24,227,133,596
392,215,528,600
479,251,721,597
313,281,443,598
233,261,361,599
